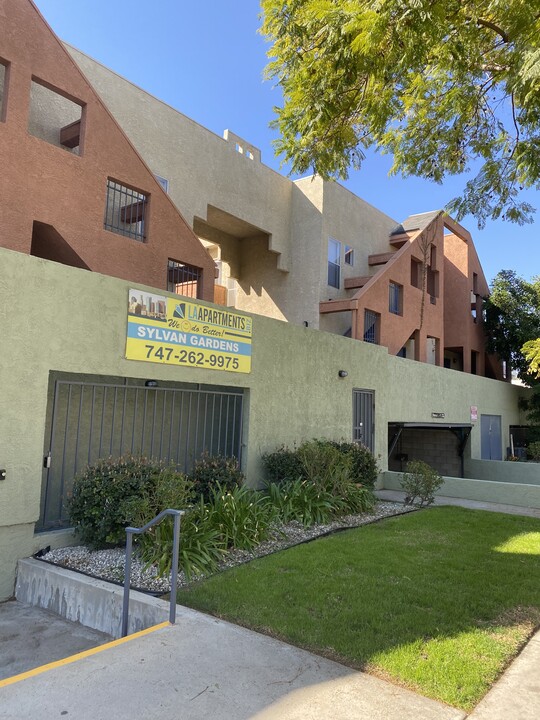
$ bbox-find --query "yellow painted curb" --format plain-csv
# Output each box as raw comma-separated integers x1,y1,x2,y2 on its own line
0,621,171,688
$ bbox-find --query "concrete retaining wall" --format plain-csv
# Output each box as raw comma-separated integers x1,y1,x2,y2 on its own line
381,471,540,509
464,458,540,486
15,558,169,638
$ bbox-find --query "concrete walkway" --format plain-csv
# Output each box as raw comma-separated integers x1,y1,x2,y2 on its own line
0,604,466,720
0,601,111,681
375,489,540,518
1,599,539,719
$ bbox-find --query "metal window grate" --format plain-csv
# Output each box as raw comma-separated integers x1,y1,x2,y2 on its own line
167,259,201,298
364,310,379,344
104,180,147,241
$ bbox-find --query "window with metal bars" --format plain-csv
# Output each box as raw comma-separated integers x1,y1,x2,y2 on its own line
104,179,148,241
363,309,379,344
167,259,201,298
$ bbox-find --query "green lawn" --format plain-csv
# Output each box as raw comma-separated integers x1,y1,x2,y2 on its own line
177,506,540,710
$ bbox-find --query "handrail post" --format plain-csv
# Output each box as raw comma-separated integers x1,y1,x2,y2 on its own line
169,511,181,625
121,508,184,638
121,530,134,637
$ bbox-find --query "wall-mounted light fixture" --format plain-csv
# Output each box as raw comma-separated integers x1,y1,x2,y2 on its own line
145,380,158,388
338,370,348,378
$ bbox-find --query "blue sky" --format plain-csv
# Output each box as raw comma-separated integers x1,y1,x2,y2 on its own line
33,0,539,285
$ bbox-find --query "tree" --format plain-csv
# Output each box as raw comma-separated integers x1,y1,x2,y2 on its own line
483,270,540,381
523,339,540,377
261,0,540,227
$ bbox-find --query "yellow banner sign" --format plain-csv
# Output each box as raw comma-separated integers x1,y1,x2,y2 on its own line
126,289,252,373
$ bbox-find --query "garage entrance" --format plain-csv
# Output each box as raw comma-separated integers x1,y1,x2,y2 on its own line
388,422,472,477
38,377,245,531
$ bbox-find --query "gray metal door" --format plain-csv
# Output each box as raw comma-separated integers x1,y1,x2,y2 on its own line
38,380,244,531
480,414,502,460
353,389,375,452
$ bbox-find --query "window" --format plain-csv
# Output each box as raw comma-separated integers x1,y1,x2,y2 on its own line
363,309,379,344
167,259,201,298
28,78,83,154
104,180,148,241
154,175,169,193
328,238,341,288
411,258,422,289
0,60,7,122
389,281,402,315
344,245,354,266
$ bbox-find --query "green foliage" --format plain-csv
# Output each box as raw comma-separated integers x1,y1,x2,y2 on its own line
205,484,276,550
528,441,540,461
264,439,376,524
523,339,540,378
263,438,379,489
330,441,378,489
265,480,337,526
68,455,186,548
138,497,226,581
139,485,276,579
261,0,540,227
401,460,444,506
484,271,540,381
190,452,244,501
261,445,304,485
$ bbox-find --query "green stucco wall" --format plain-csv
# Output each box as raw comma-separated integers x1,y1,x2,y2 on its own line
0,248,529,598
381,470,540,508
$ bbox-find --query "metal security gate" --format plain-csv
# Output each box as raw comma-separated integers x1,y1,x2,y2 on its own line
38,380,244,531
353,389,374,452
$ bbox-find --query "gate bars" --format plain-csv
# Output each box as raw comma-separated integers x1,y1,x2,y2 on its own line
39,380,244,530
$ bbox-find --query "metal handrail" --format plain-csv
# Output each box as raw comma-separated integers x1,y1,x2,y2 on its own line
121,508,184,638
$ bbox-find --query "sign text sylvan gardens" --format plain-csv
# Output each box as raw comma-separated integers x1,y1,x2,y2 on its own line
125,289,252,373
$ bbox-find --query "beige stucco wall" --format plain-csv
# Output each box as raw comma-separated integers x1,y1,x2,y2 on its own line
0,248,528,598
66,46,399,334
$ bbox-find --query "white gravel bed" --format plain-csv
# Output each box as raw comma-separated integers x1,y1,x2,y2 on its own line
40,501,415,594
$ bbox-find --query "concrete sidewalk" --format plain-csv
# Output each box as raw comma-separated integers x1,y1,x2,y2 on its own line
375,489,540,518
0,601,111,681
2,601,539,720
0,604,466,720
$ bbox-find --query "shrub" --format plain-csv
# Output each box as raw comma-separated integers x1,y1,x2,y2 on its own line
205,483,276,550
138,497,226,580
139,485,276,578
528,441,540,461
261,445,304,485
265,480,337,527
68,455,177,548
331,441,379,488
298,440,352,495
400,460,444,507
262,439,379,489
263,439,377,521
190,452,244,501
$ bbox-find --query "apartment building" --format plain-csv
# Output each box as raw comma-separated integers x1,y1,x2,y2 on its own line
0,0,215,298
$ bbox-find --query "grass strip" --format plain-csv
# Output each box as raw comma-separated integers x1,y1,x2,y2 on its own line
177,506,540,710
